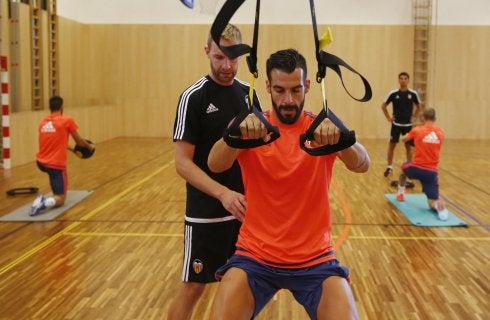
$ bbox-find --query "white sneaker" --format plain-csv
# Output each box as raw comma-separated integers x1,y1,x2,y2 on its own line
30,195,46,216
434,201,448,220
438,209,448,221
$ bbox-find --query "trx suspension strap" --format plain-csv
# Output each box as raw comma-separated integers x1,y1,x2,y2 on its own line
211,0,280,148
299,0,372,156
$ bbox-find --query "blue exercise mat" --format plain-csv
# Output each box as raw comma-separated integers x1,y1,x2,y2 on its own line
385,194,467,227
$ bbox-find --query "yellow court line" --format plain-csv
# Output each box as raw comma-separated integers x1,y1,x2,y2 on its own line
344,235,489,241
78,160,174,222
0,161,174,276
63,231,488,241
65,232,183,237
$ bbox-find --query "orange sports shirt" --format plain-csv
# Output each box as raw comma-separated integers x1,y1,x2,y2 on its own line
236,111,337,268
406,123,444,171
36,113,79,169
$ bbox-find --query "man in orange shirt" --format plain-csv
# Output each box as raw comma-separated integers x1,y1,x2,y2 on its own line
31,96,94,216
208,49,369,319
396,107,447,220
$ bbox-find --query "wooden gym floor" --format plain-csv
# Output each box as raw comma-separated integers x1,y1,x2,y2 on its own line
0,137,488,319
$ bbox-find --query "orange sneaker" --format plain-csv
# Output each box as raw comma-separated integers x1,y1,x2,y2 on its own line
396,193,405,201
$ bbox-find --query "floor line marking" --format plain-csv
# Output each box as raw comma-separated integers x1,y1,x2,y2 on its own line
61,231,489,241
0,161,174,276
65,232,183,237
331,178,352,250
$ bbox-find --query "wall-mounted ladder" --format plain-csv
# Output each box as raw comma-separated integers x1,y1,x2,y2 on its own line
412,0,432,105
48,0,58,97
30,0,44,110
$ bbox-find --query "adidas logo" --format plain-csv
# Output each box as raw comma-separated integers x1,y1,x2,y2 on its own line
422,131,440,144
206,103,219,114
41,121,56,133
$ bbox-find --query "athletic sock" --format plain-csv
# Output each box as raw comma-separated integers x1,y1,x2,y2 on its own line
397,186,405,195
45,197,56,208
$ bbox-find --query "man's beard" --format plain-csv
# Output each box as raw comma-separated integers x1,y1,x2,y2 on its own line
210,64,236,85
272,101,304,124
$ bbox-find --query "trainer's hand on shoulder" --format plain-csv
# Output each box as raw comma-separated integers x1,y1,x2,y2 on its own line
311,118,340,147
239,114,267,140
219,189,246,222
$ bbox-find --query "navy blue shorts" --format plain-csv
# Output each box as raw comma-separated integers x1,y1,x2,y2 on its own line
215,255,350,319
37,161,67,195
402,163,439,199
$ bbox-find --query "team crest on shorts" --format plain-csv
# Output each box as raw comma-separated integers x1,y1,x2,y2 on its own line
193,259,204,274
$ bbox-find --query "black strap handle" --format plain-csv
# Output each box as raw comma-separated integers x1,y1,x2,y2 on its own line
299,107,356,156
317,51,372,102
223,106,280,149
210,0,259,76
301,0,370,156
212,0,278,149
6,187,39,196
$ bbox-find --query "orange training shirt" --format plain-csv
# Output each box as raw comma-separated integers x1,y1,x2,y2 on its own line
36,113,78,169
236,111,337,268
406,123,444,171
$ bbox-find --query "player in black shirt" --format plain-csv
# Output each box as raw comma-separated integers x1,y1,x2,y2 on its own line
381,72,421,178
168,24,261,319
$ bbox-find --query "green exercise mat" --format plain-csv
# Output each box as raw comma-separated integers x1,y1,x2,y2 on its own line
385,193,467,227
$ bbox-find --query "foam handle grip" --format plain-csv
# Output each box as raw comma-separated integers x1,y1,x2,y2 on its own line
299,108,356,156
223,106,280,149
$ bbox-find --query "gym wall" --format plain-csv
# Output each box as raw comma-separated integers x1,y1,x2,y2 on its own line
2,0,489,167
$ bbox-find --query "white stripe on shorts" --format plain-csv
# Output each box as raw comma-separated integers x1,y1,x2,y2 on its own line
185,215,237,224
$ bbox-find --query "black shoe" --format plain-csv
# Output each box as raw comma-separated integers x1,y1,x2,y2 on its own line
383,167,393,177
405,181,415,189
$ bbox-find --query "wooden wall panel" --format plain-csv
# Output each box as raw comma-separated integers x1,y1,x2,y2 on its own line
430,25,490,139
3,14,490,167
60,24,416,140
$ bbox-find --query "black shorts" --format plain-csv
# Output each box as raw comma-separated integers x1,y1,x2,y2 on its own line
390,124,412,143
180,218,241,283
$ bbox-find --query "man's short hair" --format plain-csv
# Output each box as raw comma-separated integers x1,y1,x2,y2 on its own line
423,107,436,121
398,72,410,79
49,96,63,111
266,48,307,81
207,23,242,48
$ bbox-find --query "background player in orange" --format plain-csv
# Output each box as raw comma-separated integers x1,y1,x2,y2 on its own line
208,49,369,319
31,96,94,216
381,72,421,179
396,107,448,220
